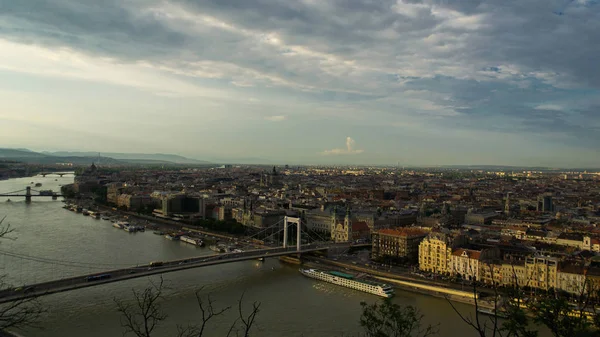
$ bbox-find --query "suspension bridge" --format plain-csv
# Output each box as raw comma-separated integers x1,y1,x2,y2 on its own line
0,187,62,202
0,216,369,303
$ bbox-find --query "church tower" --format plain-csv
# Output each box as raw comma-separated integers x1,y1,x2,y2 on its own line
330,206,338,240
344,206,352,242
504,192,511,215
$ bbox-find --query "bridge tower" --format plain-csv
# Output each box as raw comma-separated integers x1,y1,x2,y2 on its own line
25,186,32,203
283,216,302,252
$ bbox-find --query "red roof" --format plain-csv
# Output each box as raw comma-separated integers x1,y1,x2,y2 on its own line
352,221,370,233
452,248,481,260
377,228,427,237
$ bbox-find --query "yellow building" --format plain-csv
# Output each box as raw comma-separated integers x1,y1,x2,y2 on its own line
418,231,466,275
525,256,558,291
501,260,528,288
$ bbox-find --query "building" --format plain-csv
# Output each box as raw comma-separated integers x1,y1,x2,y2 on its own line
371,228,428,263
159,194,206,218
525,256,558,291
305,208,343,235
418,231,467,275
479,261,503,286
117,193,153,211
556,232,584,249
557,262,587,296
465,210,499,225
537,194,553,212
450,247,500,282
501,259,528,287
331,208,370,243
583,237,600,252
106,182,124,205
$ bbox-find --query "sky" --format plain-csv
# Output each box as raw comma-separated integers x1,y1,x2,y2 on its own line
0,0,599,167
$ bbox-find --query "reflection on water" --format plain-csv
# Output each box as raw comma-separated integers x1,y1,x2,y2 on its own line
0,175,547,337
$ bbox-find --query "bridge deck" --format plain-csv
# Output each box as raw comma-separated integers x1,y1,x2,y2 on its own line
0,243,368,304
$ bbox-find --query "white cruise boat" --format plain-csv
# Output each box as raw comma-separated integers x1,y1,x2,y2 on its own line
180,235,204,246
300,269,394,298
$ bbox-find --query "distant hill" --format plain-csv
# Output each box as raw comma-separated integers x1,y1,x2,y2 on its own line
43,151,211,165
0,149,122,165
0,148,210,166
0,148,48,158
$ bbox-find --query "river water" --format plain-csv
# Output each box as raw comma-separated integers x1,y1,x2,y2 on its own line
0,175,539,337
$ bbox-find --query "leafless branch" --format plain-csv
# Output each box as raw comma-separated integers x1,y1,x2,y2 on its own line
115,277,168,337
0,216,44,331
0,217,15,241
0,296,45,330
177,288,231,337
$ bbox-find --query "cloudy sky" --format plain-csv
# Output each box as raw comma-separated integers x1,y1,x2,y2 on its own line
0,0,599,166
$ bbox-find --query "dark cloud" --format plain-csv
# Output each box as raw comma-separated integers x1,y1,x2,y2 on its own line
0,0,599,151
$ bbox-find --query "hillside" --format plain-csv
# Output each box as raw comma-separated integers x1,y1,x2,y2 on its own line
44,151,211,164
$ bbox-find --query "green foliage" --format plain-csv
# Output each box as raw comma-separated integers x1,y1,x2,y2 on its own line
359,298,437,337
500,302,538,337
529,295,596,337
193,218,246,235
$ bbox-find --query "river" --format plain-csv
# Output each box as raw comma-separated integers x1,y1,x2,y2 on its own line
0,175,544,337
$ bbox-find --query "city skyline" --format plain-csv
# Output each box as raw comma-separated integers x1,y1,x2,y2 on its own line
1,1,600,167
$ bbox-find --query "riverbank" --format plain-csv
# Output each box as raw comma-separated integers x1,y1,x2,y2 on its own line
296,255,493,308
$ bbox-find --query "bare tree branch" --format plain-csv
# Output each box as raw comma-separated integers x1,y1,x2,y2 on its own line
177,288,231,337
115,277,168,337
0,216,44,331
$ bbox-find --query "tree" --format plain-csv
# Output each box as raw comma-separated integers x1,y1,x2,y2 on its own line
225,292,261,337
116,281,261,337
177,289,231,337
115,278,168,337
528,284,598,337
359,298,437,337
0,216,45,331
447,263,537,337
448,263,599,337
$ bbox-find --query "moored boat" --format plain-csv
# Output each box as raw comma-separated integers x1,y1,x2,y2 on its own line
209,244,227,253
299,268,394,298
180,235,205,246
165,233,180,241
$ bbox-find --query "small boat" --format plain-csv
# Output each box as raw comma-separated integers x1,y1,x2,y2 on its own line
101,217,110,220
153,230,165,235
82,210,90,216
180,236,205,246
477,307,507,318
165,234,180,241
5,199,11,203
35,183,42,187
209,245,226,253
124,225,137,233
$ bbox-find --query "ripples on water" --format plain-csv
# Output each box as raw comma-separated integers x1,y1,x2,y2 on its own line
0,175,504,337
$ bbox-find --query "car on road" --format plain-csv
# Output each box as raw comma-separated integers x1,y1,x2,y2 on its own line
23,287,35,294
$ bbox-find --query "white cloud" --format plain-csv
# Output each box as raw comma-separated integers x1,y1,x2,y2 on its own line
321,137,364,155
534,104,564,111
264,115,287,122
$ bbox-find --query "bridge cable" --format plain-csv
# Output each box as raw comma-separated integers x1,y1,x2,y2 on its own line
0,249,140,269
